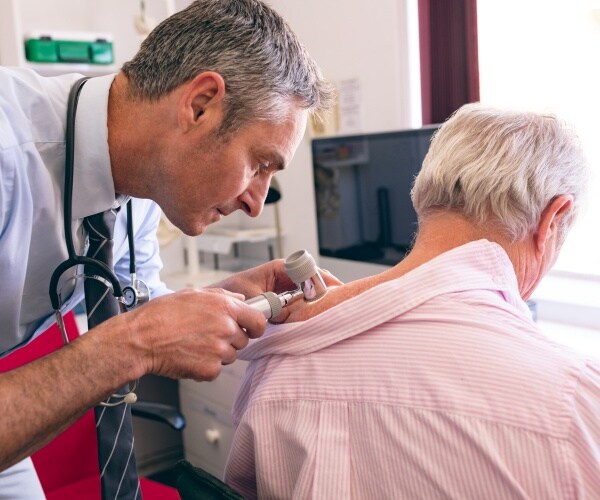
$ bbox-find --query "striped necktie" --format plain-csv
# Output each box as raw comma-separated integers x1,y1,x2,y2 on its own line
84,208,141,500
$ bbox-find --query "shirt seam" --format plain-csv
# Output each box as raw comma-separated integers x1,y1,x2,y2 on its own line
247,397,574,442
0,140,65,153
562,360,591,499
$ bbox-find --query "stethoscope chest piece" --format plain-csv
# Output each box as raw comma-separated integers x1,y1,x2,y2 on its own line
122,277,150,310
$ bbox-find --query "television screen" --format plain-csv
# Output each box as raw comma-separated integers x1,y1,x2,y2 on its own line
311,126,438,266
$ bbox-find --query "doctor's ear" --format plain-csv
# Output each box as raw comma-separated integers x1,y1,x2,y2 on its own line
535,194,573,255
178,71,226,131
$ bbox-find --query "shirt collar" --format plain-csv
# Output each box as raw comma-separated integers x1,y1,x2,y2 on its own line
239,240,530,360
72,73,120,218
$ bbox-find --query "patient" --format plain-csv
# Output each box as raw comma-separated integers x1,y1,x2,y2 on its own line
224,103,600,499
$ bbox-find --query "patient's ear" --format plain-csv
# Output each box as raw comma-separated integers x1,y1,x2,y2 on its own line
178,71,226,133
534,194,573,256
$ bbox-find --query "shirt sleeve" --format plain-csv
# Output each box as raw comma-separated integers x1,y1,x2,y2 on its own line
569,358,600,497
0,145,34,356
113,198,171,299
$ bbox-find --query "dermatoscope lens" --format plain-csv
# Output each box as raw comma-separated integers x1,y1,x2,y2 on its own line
284,250,327,301
284,250,316,284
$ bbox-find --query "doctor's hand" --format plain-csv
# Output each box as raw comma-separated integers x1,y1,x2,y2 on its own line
123,288,266,381
269,279,345,324
212,259,344,299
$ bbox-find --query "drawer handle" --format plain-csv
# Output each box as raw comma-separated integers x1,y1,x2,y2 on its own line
205,428,221,444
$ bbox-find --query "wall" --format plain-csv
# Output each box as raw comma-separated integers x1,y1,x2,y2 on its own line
1,0,419,280
0,0,185,67
244,0,420,280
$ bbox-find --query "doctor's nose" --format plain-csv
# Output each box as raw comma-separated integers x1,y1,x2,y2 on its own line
239,175,271,218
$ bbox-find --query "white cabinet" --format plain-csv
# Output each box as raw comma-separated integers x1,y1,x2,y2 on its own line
178,361,248,479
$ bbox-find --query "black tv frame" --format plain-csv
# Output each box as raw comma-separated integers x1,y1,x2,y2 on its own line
311,125,438,267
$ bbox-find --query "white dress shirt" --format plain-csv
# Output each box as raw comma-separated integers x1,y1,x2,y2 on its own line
0,66,168,358
0,66,168,494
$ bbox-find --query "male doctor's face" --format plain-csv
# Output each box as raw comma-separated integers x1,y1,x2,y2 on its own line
160,106,307,236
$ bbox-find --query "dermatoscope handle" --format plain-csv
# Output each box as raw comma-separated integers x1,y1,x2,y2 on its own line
245,292,282,319
245,250,327,319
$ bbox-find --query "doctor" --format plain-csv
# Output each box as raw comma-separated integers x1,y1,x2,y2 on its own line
0,0,334,495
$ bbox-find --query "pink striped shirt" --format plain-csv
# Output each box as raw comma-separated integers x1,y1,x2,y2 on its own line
225,240,600,499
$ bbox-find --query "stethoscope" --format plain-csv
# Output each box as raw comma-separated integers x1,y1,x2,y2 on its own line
49,77,149,406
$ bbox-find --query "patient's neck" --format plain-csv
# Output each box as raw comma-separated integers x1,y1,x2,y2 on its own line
285,213,509,322
383,212,508,282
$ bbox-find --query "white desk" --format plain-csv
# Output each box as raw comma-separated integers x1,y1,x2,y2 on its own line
192,227,278,270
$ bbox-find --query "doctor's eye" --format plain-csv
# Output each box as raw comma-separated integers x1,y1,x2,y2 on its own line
256,162,271,175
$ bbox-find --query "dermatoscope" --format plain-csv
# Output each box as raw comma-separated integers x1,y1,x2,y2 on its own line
245,250,328,319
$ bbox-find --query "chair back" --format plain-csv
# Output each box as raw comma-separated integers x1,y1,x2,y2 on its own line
0,312,181,499
0,312,101,499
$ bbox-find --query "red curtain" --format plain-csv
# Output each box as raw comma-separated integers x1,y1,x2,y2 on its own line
418,0,480,125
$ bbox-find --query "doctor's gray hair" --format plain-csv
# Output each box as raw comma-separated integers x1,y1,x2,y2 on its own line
121,0,334,132
411,103,589,242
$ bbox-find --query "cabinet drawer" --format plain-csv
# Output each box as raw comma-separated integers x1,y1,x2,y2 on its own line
180,394,236,479
180,359,248,408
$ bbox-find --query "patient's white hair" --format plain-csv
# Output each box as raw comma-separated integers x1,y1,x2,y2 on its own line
411,103,589,242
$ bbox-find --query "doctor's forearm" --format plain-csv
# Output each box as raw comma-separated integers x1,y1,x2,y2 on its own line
0,319,145,471
0,288,265,471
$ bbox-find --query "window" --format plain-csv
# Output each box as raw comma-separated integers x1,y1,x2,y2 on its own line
478,1,600,277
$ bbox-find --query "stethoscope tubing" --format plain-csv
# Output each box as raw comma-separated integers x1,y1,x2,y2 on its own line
48,77,139,407
49,77,124,311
